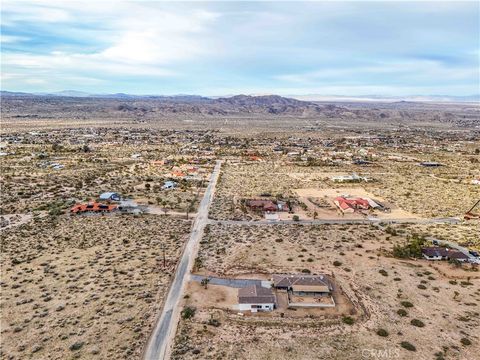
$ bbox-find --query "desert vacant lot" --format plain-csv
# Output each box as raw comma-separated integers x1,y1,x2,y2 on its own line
172,223,480,360
0,215,191,360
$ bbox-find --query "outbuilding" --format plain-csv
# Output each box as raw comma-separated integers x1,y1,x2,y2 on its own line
238,285,276,312
99,192,121,202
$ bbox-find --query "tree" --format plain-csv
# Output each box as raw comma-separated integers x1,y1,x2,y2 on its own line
201,278,210,289
313,211,318,220
181,306,196,320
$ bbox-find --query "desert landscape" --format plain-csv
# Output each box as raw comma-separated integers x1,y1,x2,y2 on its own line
1,93,479,360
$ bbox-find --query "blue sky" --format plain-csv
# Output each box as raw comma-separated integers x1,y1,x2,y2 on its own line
1,1,479,96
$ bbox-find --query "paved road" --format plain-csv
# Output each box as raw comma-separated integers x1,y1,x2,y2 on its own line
209,217,460,226
143,161,222,360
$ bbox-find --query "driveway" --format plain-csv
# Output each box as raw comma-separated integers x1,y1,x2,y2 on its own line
190,274,265,288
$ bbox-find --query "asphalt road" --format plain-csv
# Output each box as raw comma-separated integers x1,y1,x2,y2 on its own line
143,161,222,360
210,217,460,226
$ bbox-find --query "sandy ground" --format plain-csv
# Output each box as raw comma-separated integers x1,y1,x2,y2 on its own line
0,214,191,360
172,223,480,360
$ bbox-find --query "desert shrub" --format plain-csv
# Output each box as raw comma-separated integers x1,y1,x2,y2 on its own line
410,319,425,327
333,260,342,267
181,306,196,320
392,235,426,258
397,309,408,317
342,316,354,325
301,269,311,274
400,341,416,351
207,318,221,327
379,269,388,276
376,329,389,337
460,338,471,346
417,284,427,289
69,341,84,351
292,215,299,221
401,301,414,308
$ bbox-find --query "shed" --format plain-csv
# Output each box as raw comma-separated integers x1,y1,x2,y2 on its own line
99,192,121,202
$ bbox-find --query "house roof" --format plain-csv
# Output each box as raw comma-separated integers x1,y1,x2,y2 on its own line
291,284,331,293
334,196,370,209
448,251,469,260
272,274,332,291
247,199,278,211
238,285,276,304
70,202,117,213
422,247,449,257
99,192,119,199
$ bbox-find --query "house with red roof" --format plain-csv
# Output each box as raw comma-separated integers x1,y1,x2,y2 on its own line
334,196,370,213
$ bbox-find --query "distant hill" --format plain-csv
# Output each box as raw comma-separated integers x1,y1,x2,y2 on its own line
1,91,478,127
0,91,343,116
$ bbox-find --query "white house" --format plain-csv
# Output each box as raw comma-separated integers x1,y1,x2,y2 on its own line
99,192,121,202
237,285,276,313
331,173,369,183
162,181,177,190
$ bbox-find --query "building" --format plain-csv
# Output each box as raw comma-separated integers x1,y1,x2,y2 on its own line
422,247,469,262
247,199,278,212
70,202,117,214
162,181,177,190
334,196,370,213
331,173,369,183
421,247,449,260
272,274,335,308
99,192,121,202
272,274,333,295
117,200,144,215
238,285,276,312
448,251,470,263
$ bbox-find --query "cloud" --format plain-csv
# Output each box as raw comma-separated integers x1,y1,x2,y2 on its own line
1,1,221,89
1,0,478,95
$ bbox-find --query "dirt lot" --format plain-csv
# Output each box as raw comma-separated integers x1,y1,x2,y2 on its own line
172,223,480,360
0,214,191,359
294,187,417,220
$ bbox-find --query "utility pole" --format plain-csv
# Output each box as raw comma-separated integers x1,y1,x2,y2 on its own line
160,243,166,268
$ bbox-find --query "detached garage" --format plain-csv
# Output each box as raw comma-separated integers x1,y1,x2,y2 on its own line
237,285,276,312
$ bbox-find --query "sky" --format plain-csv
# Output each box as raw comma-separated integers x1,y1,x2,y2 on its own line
1,0,479,96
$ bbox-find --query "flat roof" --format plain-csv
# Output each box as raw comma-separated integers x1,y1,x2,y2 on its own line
291,285,331,293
